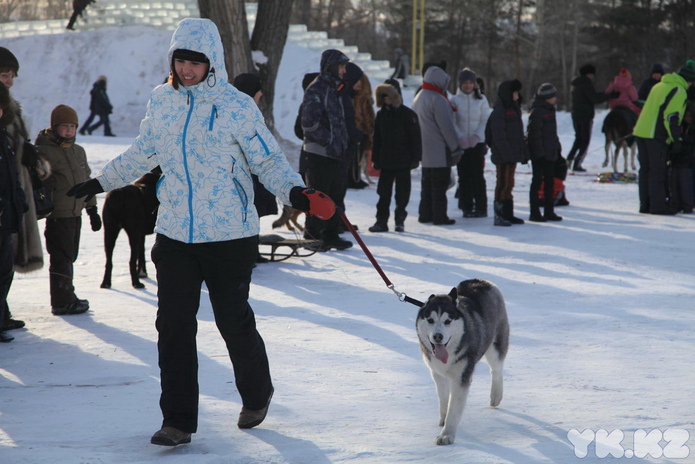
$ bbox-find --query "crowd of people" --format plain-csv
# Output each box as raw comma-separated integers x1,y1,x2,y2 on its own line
1,18,694,446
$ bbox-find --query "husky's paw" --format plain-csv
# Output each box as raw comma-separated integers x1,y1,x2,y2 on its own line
490,392,502,407
435,434,454,445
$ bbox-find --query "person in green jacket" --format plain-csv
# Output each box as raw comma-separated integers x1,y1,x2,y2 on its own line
633,60,695,214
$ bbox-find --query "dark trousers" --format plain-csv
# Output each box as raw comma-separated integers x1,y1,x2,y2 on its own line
0,233,14,325
375,168,411,225
530,159,556,212
304,153,347,240
494,163,517,201
44,217,81,308
151,234,272,433
81,112,112,136
670,166,694,213
568,115,593,167
456,143,487,213
419,167,451,223
637,137,670,213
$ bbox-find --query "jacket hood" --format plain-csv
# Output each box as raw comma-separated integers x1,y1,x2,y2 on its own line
375,83,402,108
661,72,689,89
497,79,522,108
320,49,350,72
423,66,450,92
611,75,633,90
168,18,228,85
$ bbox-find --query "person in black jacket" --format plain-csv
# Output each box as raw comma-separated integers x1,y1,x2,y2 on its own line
66,0,95,30
527,83,562,222
369,82,421,232
637,63,664,102
567,64,613,172
79,75,115,136
0,82,26,343
488,79,528,226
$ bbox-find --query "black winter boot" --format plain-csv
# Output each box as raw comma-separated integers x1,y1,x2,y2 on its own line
503,200,525,224
529,205,546,222
544,198,562,221
494,201,511,226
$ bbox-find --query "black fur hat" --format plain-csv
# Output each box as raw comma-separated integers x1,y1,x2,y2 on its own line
580,63,596,76
0,47,19,75
233,73,262,98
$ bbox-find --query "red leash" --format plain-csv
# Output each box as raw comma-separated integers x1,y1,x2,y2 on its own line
338,211,424,308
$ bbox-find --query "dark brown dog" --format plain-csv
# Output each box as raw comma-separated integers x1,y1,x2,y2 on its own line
271,204,304,232
101,168,161,289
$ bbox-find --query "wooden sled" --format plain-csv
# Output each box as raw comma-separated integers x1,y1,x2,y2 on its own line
258,234,320,262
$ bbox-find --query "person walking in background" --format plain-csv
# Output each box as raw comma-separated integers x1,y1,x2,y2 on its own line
527,83,563,222
638,63,664,102
301,49,353,251
67,19,310,446
668,101,695,214
488,79,528,226
340,63,366,192
368,81,421,233
0,83,26,343
412,65,463,226
36,105,101,316
390,48,410,81
567,64,614,172
79,75,115,137
0,47,48,332
633,60,695,215
66,0,96,31
451,67,490,218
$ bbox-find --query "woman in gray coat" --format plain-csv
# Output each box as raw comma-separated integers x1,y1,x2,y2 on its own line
412,66,462,225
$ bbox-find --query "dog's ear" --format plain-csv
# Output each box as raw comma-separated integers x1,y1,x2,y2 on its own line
448,287,458,301
427,294,435,301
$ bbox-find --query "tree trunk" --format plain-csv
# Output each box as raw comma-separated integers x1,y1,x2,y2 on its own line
197,0,253,80
251,0,295,133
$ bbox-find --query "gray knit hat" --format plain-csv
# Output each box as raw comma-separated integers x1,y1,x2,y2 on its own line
457,67,477,86
537,83,557,100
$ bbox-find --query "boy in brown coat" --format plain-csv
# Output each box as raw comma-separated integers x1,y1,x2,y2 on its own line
36,105,101,315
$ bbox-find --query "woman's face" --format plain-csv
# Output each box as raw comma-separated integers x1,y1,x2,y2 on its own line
0,70,15,89
174,59,210,87
460,80,475,93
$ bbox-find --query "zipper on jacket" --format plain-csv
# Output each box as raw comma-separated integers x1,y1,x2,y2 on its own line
232,178,248,223
252,131,271,155
208,105,218,131
182,89,196,242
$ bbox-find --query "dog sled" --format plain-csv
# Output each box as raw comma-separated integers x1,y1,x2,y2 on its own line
258,234,320,262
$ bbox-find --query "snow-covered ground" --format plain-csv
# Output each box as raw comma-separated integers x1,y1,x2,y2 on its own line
2,24,694,464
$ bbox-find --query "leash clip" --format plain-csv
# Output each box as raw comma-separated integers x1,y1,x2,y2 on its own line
388,284,406,302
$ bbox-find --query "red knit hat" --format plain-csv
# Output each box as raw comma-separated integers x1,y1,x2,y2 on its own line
619,68,631,79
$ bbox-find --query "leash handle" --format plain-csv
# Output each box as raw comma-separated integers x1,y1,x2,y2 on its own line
339,212,423,307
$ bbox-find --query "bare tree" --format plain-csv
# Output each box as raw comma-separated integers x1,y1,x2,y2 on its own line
251,0,294,133
197,0,253,80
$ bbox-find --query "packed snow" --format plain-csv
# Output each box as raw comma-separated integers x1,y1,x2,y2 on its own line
1,25,694,464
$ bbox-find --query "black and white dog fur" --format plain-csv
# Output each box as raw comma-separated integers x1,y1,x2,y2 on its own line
416,279,509,445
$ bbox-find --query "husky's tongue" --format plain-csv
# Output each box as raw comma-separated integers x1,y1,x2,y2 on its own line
433,344,448,364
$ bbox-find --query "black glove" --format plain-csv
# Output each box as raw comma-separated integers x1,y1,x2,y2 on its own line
86,206,102,232
609,91,620,99
67,178,104,203
289,186,310,212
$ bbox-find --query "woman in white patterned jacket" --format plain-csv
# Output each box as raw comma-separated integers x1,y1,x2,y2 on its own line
68,18,312,447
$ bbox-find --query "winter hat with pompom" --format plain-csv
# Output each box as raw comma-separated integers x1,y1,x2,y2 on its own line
619,68,631,79
678,60,695,83
537,83,557,100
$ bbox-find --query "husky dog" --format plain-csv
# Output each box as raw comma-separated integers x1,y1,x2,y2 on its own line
416,279,509,445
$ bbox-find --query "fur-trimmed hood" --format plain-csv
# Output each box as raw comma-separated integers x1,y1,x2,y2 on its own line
375,83,402,108
0,82,15,127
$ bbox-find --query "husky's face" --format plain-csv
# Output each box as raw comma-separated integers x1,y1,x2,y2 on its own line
416,292,464,364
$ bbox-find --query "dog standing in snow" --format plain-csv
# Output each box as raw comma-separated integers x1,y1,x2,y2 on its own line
416,279,509,445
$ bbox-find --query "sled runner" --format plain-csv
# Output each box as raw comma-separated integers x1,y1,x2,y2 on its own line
258,234,320,262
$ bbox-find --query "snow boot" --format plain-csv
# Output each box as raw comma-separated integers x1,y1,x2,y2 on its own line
503,200,525,224
529,206,546,222
238,387,274,429
151,426,191,446
544,198,562,221
368,222,389,232
494,201,511,226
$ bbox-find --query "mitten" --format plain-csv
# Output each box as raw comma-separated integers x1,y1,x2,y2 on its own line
67,178,104,203
289,186,311,211
86,206,102,232
609,91,620,99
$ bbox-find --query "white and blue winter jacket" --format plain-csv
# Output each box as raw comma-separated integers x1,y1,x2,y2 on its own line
96,18,304,243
